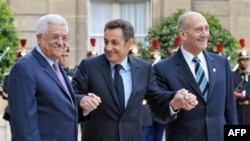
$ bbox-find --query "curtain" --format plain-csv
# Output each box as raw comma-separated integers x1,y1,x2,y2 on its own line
90,0,150,54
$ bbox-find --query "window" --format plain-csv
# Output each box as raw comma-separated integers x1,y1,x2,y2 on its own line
89,0,151,54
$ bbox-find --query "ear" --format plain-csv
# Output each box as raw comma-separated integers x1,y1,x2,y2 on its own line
179,29,185,37
128,38,136,50
179,29,186,40
37,34,42,42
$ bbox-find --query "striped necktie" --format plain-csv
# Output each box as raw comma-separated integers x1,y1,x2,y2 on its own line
192,56,209,101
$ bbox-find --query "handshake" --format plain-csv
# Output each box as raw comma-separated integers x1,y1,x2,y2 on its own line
170,88,199,111
80,93,102,115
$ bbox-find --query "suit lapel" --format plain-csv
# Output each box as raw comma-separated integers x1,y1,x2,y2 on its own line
203,52,217,102
99,55,120,106
175,51,202,97
59,65,76,104
32,49,63,89
176,50,217,103
32,48,76,107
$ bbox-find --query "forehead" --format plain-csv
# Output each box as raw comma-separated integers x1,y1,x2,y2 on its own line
104,28,124,40
187,13,208,28
46,23,68,34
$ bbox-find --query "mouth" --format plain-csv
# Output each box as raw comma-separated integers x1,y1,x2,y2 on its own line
53,46,65,49
105,50,116,55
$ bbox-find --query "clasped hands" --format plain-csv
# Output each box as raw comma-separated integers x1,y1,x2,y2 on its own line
170,88,198,111
80,93,102,115
79,88,198,114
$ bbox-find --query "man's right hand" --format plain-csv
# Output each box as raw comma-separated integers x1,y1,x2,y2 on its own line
80,93,102,115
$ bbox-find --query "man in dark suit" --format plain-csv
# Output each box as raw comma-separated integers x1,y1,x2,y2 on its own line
7,14,101,141
153,11,238,141
72,19,198,141
232,49,250,124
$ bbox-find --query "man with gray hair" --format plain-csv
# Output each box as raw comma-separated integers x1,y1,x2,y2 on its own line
7,14,101,141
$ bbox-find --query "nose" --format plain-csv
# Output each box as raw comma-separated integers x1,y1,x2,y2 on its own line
202,28,209,37
56,38,66,47
104,42,113,50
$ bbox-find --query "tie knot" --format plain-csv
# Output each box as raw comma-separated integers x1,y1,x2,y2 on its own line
53,62,60,72
114,64,122,72
192,56,200,63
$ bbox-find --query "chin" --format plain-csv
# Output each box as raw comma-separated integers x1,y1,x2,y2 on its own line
107,56,118,63
105,53,113,59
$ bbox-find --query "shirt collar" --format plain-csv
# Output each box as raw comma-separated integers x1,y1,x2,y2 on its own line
36,46,57,66
181,46,206,65
110,57,129,71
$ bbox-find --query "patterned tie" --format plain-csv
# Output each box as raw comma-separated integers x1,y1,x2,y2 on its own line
53,62,74,106
114,64,125,112
192,56,209,101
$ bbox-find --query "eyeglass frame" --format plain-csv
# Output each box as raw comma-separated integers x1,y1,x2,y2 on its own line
41,34,69,42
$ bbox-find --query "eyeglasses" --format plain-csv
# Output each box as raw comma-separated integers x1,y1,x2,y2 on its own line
42,34,69,42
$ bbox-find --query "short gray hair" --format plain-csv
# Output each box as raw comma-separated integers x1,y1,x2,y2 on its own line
36,14,69,34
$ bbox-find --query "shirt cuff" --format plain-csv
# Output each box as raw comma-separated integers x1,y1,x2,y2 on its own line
169,104,180,115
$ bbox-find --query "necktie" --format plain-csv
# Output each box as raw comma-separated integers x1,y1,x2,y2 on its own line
114,64,125,112
53,62,74,105
192,56,209,101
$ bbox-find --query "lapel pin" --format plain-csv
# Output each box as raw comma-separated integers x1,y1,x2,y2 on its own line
213,68,216,72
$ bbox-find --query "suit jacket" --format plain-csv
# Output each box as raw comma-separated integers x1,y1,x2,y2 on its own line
153,49,238,141
8,48,79,141
72,54,174,141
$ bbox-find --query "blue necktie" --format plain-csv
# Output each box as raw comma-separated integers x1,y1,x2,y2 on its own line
192,57,209,101
114,64,125,112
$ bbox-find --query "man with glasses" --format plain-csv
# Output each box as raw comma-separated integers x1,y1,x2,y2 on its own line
7,14,101,141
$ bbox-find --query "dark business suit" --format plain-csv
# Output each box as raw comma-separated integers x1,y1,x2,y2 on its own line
153,49,238,141
8,48,81,141
72,54,174,141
